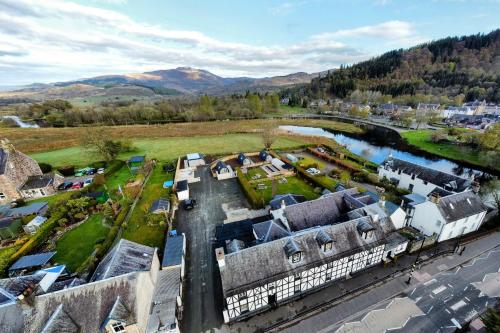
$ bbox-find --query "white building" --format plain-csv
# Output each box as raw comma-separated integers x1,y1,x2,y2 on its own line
443,106,474,118
216,189,408,322
23,215,47,235
378,157,472,197
405,190,487,242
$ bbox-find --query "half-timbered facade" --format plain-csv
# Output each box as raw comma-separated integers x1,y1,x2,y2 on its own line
216,188,407,322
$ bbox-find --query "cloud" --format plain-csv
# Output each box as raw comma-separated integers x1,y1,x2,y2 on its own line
0,0,429,84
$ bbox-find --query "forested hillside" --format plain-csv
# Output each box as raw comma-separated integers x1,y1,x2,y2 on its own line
284,29,500,103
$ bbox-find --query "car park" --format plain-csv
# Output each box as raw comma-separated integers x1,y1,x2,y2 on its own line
182,198,197,210
71,182,84,190
57,182,73,190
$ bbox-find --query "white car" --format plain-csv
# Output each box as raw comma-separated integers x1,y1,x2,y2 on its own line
317,147,326,153
306,167,321,175
97,168,105,174
83,178,93,187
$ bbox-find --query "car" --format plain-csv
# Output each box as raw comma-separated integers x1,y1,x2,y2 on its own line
71,182,84,190
86,168,96,175
306,167,321,175
317,147,326,153
182,198,197,210
83,178,92,187
57,182,73,190
97,168,105,174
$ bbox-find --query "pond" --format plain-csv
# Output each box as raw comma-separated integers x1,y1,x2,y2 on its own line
2,115,39,128
280,125,484,178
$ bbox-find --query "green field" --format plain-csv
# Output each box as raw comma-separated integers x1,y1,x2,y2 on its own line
122,164,173,248
53,214,109,272
29,133,308,167
401,130,492,170
252,176,320,203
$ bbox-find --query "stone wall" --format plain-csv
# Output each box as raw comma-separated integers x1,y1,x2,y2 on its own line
0,174,20,204
1,150,42,204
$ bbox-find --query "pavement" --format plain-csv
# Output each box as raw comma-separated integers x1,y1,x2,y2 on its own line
177,165,249,333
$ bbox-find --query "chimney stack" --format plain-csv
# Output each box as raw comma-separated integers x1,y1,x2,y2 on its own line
471,181,480,194
429,192,440,204
215,247,225,268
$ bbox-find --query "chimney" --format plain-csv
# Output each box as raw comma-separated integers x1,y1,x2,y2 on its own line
429,192,440,204
378,195,386,208
471,181,480,194
281,199,286,210
215,247,225,268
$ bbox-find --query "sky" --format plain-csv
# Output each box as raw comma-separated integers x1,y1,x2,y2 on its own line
0,0,498,85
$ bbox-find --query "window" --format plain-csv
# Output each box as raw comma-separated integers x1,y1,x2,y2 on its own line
324,241,333,252
408,184,414,192
294,284,301,293
238,292,247,301
423,180,428,185
0,193,5,200
411,174,416,180
294,273,301,280
111,322,125,333
435,220,441,227
240,303,249,313
291,252,301,263
398,170,401,175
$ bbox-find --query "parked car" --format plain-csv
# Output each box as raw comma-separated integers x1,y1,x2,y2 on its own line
182,198,197,210
71,182,84,190
97,168,105,174
83,178,92,187
306,167,321,175
317,147,326,153
57,182,73,190
87,168,96,175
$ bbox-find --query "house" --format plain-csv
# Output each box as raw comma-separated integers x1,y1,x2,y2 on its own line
259,150,272,162
417,103,440,112
23,215,48,235
463,100,486,114
0,141,43,205
443,106,474,118
0,239,163,333
375,103,397,116
175,180,189,201
216,188,408,322
378,157,472,197
150,198,170,215
185,153,205,168
237,153,252,166
0,217,22,240
18,174,62,200
8,251,56,277
269,193,306,210
405,191,487,242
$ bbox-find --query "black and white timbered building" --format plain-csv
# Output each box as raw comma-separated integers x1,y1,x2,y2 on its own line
216,188,408,322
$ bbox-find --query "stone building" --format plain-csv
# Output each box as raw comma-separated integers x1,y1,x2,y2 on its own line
0,140,43,205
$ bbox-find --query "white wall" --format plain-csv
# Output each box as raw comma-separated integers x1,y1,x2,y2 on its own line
410,201,444,237
378,166,439,197
390,208,407,230
177,189,189,201
437,211,486,242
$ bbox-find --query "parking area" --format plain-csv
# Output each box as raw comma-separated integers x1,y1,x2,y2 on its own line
177,165,249,333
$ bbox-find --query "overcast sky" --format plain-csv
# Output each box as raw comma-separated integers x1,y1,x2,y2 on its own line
0,0,498,85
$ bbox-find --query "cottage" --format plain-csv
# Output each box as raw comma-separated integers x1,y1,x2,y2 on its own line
0,140,43,204
23,215,48,235
8,251,56,277
406,190,487,242
378,157,472,197
175,180,189,201
185,153,205,168
417,103,440,111
237,153,252,166
375,103,397,116
150,198,170,215
0,218,22,240
216,188,408,322
443,106,474,118
19,173,63,200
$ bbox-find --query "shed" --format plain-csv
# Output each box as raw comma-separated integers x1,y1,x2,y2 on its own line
176,180,189,201
286,154,299,163
214,161,230,174
6,202,48,218
150,198,170,215
0,218,22,240
259,150,271,162
237,153,251,166
186,153,205,168
23,215,47,235
162,234,185,269
127,156,145,173
9,251,56,276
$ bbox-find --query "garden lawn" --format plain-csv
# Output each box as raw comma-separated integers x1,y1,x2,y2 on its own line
252,176,320,203
29,133,309,167
401,130,491,170
122,164,173,248
105,164,135,193
54,213,109,272
297,157,326,170
245,167,268,181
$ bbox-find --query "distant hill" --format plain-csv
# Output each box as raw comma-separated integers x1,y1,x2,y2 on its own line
287,29,500,103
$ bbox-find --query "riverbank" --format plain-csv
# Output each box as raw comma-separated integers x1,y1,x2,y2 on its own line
401,130,498,173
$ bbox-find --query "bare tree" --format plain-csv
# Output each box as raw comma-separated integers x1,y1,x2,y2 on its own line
83,127,121,162
261,122,277,149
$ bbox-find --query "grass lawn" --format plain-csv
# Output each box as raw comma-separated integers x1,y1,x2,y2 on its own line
54,213,109,272
0,245,21,277
29,133,309,167
105,165,136,193
401,130,493,170
28,190,75,206
122,164,173,248
245,167,268,181
252,176,320,203
297,157,326,170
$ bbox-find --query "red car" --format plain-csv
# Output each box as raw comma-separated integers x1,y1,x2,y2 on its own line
71,181,83,190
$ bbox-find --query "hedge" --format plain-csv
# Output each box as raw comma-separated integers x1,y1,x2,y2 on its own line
236,168,264,209
104,160,125,176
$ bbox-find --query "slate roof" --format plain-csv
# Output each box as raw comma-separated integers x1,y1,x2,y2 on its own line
253,219,291,243
237,153,248,164
383,158,471,192
0,148,8,175
40,304,79,333
104,296,134,326
176,179,188,192
214,161,228,173
384,201,400,215
0,274,45,301
220,215,390,295
91,239,155,281
9,251,56,272
283,189,359,232
6,201,48,217
269,194,306,210
437,191,487,223
146,268,180,333
20,174,54,190
150,198,170,213
226,239,245,254
162,235,184,268
0,217,19,229
128,155,145,163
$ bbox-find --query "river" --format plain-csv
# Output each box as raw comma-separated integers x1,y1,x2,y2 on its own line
2,115,39,128
280,125,484,178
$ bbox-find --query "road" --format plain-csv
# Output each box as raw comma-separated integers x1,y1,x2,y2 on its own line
177,165,248,333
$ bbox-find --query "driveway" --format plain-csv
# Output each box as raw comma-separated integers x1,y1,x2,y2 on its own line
177,165,249,333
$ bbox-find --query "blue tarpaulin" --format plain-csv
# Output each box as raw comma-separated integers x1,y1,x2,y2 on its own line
163,180,174,188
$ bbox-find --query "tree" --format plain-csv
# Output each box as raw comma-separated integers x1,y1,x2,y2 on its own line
480,180,500,212
478,124,500,151
340,171,351,187
83,128,122,162
247,93,263,116
481,308,500,333
261,122,277,149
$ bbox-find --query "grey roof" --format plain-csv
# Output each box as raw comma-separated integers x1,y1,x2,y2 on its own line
214,161,228,173
128,155,145,163
356,220,375,233
0,217,19,229
176,179,188,192
220,215,390,295
104,296,134,326
150,198,170,213
46,278,86,293
437,191,487,223
315,229,333,246
226,239,245,254
162,235,184,268
253,220,291,243
20,174,54,191
385,232,409,249
91,239,155,281
403,193,426,205
283,238,301,257
269,194,306,210
6,202,48,218
40,304,79,333
146,268,180,333
0,148,8,175
237,153,248,164
9,251,56,271
0,274,45,301
383,158,471,192
283,189,359,232
384,201,400,215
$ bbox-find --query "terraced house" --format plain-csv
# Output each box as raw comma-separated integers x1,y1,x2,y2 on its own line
216,188,408,322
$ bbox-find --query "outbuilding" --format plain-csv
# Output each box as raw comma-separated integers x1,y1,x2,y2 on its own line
237,153,252,166
8,251,56,277
0,218,22,240
176,180,189,201
185,153,205,168
259,150,272,162
23,215,47,235
150,198,170,215
214,161,230,174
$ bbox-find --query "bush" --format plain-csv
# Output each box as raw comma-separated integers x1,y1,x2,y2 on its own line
90,161,107,169
38,162,53,173
58,165,75,176
104,160,125,176
237,168,264,208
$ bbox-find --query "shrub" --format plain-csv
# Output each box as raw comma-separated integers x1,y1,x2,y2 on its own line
58,165,75,176
237,168,264,208
38,162,53,173
90,161,107,169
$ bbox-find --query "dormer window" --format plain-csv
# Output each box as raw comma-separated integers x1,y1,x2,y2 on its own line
284,238,302,264
411,174,416,180
111,322,125,333
324,241,333,252
315,229,333,252
291,252,301,263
